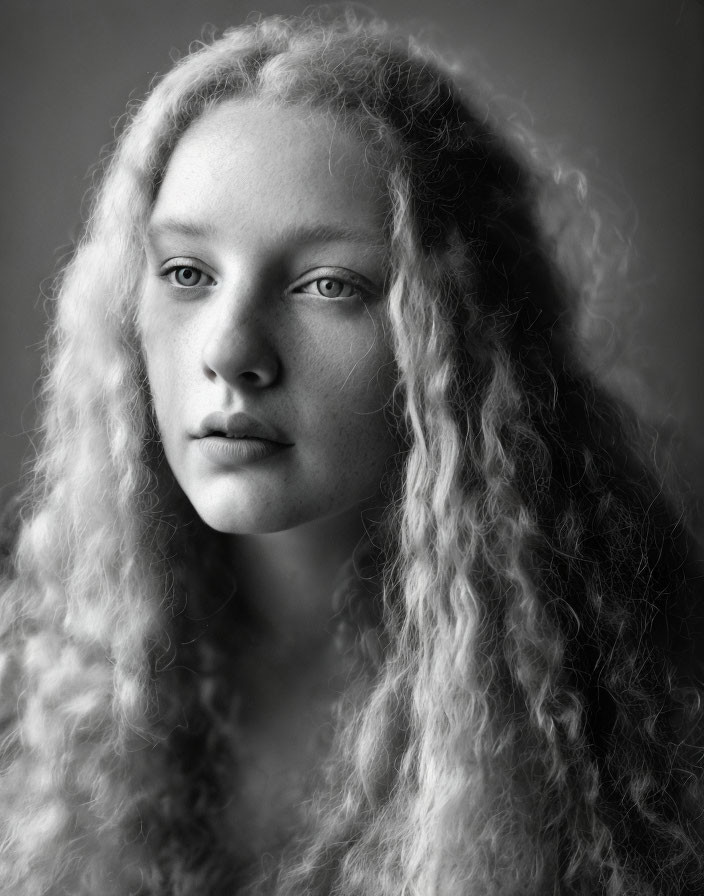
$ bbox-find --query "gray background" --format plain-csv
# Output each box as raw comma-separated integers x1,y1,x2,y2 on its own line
2,0,702,497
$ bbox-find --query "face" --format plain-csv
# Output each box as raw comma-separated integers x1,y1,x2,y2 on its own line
140,99,398,534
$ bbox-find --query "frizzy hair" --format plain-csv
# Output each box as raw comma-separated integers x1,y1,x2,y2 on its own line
0,11,702,895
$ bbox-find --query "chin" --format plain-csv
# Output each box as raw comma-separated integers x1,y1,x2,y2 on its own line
191,498,316,536
190,487,373,536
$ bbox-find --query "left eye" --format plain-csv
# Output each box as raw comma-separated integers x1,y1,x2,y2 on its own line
166,266,213,288
297,277,358,299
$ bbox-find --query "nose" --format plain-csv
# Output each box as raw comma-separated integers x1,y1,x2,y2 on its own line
201,278,280,389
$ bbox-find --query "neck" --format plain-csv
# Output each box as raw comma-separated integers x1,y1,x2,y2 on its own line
230,506,370,658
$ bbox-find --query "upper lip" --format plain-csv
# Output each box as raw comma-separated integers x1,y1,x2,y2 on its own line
195,412,291,444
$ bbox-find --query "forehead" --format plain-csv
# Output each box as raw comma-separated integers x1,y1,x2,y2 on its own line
150,99,388,240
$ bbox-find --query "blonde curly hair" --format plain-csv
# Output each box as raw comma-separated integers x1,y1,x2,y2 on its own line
1,11,702,895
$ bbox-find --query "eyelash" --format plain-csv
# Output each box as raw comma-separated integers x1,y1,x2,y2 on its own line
292,274,366,301
159,263,371,301
161,264,214,288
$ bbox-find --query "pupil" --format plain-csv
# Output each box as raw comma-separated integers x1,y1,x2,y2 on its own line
319,278,342,297
177,268,197,285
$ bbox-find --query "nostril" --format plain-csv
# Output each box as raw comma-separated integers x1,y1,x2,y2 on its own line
201,329,280,388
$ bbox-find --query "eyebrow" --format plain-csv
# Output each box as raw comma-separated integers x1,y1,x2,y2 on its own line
145,217,385,249
145,218,217,242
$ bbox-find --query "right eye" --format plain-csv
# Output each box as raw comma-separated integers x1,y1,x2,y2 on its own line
163,265,214,288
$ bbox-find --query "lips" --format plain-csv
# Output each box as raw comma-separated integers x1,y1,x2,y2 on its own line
194,412,292,466
195,412,291,443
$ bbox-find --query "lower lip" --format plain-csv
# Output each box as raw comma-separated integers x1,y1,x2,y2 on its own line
197,436,291,466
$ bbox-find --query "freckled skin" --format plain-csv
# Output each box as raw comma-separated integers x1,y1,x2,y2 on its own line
139,100,398,534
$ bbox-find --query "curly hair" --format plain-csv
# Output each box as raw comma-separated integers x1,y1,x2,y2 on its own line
1,11,702,895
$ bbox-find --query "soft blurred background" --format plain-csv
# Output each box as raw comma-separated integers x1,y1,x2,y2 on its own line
1,0,702,502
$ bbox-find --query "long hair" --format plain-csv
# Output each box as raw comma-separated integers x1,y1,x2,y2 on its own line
1,12,702,895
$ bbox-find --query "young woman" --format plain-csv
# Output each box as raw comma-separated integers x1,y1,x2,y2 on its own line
0,11,702,896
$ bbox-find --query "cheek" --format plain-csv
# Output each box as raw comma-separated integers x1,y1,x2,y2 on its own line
138,319,181,436
312,330,397,465
300,304,394,396
344,319,396,418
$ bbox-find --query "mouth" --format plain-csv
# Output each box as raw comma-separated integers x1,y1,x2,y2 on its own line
195,411,292,444
194,412,293,465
